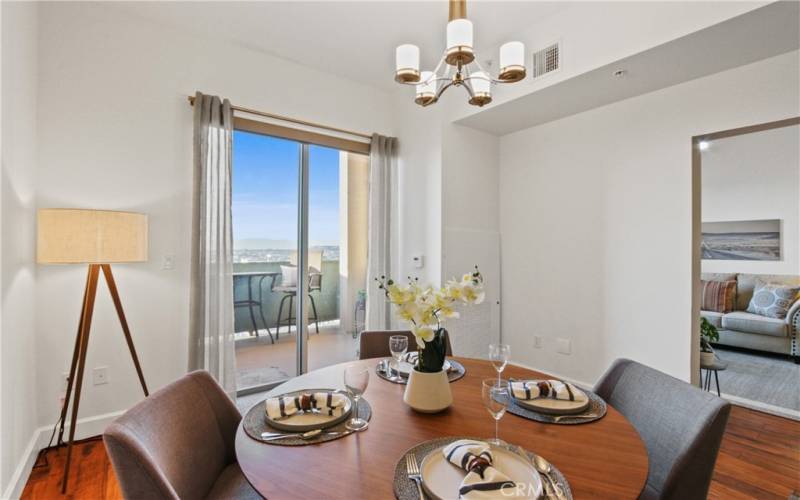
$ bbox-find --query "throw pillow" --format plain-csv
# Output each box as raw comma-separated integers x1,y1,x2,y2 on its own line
280,265,298,287
700,280,737,313
746,279,800,319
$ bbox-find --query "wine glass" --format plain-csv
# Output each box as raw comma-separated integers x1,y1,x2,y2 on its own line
482,379,509,445
389,335,408,377
344,365,370,431
489,344,511,384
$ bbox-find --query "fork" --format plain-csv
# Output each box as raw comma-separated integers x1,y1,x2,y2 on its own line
405,453,424,500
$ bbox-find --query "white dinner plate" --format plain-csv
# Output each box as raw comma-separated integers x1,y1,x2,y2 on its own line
264,389,352,432
420,444,543,500
510,391,590,415
390,359,452,377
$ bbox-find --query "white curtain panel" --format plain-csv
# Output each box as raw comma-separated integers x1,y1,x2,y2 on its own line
366,134,398,330
188,92,236,396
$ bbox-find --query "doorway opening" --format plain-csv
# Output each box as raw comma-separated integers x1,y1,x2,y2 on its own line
693,117,800,419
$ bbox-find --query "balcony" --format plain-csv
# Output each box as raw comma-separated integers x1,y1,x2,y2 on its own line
233,260,360,391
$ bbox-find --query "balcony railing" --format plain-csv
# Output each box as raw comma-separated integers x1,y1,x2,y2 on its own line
233,260,340,335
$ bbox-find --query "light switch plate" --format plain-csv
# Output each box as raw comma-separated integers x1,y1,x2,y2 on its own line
412,254,424,269
556,338,571,355
533,336,543,348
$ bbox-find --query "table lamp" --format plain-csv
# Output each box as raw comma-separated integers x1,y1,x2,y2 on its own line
37,208,150,492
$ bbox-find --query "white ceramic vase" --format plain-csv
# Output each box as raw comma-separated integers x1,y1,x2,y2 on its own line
403,368,453,413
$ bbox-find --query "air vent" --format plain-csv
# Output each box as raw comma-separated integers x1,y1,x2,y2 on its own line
531,43,560,79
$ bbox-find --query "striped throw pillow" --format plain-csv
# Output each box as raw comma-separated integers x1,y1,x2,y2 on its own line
701,280,737,313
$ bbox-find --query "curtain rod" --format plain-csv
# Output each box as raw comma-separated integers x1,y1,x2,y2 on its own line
187,95,373,140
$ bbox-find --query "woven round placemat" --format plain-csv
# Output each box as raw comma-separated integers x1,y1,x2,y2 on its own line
496,390,607,425
392,436,572,500
376,359,466,385
243,392,372,446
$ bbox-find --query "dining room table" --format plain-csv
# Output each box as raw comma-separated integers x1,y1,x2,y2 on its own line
235,357,649,499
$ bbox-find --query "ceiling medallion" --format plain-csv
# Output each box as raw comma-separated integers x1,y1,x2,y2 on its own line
394,0,526,107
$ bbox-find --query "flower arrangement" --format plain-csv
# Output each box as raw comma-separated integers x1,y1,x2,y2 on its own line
376,267,484,372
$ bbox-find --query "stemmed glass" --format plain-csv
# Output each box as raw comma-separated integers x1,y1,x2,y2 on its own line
489,344,511,384
344,365,370,431
389,335,408,378
482,379,509,445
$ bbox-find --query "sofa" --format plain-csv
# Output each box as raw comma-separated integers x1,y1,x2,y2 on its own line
700,273,800,362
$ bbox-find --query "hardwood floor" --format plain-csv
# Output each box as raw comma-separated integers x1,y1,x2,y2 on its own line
21,406,799,499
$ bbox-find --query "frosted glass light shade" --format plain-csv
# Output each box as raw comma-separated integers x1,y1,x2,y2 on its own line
395,44,421,83
446,19,473,49
471,71,491,93
396,44,420,72
468,71,492,107
500,42,524,68
415,71,437,106
499,41,526,82
445,19,475,65
37,209,148,264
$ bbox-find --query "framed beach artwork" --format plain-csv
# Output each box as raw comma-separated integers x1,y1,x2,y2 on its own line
701,219,781,261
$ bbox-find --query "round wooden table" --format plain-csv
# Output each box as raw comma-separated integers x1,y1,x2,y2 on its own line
236,358,649,499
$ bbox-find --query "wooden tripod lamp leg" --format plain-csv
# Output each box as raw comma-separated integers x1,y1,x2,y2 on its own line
61,264,100,493
60,264,150,493
56,268,92,447
101,264,149,396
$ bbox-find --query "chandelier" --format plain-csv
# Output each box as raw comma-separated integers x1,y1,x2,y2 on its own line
394,0,526,107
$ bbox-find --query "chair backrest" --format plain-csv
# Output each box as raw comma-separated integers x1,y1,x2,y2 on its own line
593,359,731,500
358,330,453,359
103,371,242,499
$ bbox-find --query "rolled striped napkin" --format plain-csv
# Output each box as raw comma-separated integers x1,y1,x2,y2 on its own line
442,440,517,499
510,380,588,403
400,351,418,363
265,392,347,420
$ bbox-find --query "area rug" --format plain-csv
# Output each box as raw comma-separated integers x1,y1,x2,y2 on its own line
712,348,799,419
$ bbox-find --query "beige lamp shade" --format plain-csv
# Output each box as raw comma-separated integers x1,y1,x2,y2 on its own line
37,209,148,264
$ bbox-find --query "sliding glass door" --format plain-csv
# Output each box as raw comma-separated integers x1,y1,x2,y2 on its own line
231,129,367,393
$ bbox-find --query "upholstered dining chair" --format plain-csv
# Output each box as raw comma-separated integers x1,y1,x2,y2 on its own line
103,371,262,500
358,329,453,359
593,359,731,500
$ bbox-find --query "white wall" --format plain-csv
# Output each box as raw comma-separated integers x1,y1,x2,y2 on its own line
1,1,40,495
701,124,800,275
392,97,443,288
34,2,394,435
499,51,799,384
441,122,501,358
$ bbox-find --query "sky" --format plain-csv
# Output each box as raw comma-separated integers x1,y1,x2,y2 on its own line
232,130,340,248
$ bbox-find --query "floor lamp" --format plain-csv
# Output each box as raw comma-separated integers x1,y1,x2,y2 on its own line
37,209,150,493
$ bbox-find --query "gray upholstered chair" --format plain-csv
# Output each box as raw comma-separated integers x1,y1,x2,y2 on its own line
103,371,262,500
594,359,731,500
358,329,453,359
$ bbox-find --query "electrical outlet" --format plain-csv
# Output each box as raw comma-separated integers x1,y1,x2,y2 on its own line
556,338,571,355
162,254,175,270
93,366,109,386
533,336,543,349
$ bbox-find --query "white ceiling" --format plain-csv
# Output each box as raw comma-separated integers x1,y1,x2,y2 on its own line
456,1,800,134
114,1,569,92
